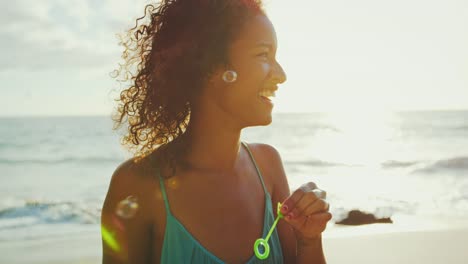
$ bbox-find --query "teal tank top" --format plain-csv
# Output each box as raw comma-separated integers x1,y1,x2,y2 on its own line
157,141,284,263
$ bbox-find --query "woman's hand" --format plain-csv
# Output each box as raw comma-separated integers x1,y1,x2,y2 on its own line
280,182,332,242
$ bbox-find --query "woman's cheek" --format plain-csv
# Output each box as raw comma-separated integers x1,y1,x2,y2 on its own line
256,61,271,78
262,62,271,73
241,60,270,82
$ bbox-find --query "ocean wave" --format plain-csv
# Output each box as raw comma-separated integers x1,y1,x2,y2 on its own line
381,160,419,169
0,141,31,148
285,159,355,167
412,156,468,174
0,156,122,165
453,126,468,131
309,124,340,133
0,200,100,229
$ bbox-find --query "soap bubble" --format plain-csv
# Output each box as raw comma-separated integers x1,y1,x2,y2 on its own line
115,196,139,219
258,243,266,254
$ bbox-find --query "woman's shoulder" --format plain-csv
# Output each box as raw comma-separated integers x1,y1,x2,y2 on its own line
243,142,286,187
245,142,281,158
109,157,157,191
103,156,160,218
101,157,162,262
244,142,284,172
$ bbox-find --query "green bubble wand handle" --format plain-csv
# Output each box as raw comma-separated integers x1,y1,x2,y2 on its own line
253,202,285,259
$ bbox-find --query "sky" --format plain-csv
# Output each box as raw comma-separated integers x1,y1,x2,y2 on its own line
1,0,467,116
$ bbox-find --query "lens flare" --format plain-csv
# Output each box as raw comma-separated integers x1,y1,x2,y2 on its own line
101,225,121,252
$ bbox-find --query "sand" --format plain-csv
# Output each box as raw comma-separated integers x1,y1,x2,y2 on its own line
323,227,468,264
2,216,468,264
0,233,101,264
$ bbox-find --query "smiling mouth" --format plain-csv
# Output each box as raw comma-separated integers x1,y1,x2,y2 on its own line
258,87,277,107
258,88,276,99
259,95,274,107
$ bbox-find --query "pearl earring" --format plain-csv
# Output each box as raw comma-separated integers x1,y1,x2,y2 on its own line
222,70,237,83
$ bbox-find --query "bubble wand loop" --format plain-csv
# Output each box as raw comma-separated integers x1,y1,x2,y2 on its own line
253,202,285,259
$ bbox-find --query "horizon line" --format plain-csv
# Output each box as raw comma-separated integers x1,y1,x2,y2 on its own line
1,108,468,118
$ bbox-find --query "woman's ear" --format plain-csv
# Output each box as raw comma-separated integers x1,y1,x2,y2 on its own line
204,66,226,87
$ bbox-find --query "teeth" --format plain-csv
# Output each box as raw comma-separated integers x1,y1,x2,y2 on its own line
259,90,276,98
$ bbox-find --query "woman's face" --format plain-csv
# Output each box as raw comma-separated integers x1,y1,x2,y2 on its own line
207,14,287,128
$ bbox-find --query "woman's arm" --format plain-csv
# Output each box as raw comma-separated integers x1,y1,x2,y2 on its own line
254,144,296,262
296,235,326,264
258,144,327,264
101,159,153,264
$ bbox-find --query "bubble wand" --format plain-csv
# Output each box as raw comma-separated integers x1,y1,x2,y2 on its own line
253,202,285,259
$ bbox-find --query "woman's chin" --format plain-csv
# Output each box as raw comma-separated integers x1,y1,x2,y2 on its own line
248,113,273,127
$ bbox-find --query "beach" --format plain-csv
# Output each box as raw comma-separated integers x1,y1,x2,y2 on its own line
2,216,468,264
1,113,468,263
324,226,468,264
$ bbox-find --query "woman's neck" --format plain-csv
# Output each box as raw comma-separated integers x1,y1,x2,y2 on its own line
180,112,244,174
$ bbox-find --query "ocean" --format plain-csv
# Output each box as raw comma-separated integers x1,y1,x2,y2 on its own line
1,111,468,260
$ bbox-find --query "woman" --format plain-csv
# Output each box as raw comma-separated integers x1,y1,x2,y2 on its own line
101,0,332,263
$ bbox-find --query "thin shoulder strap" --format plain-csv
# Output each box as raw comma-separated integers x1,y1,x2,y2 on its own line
157,166,172,215
241,141,268,195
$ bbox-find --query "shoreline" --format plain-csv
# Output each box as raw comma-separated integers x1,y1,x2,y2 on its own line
323,227,468,264
2,215,468,264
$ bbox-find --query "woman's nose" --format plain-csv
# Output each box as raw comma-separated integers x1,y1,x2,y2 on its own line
272,61,287,84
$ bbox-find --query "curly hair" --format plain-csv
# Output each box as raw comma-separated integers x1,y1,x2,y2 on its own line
112,0,265,178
